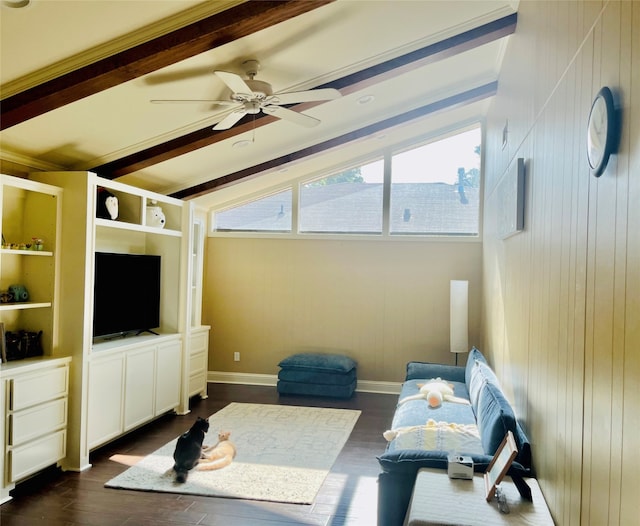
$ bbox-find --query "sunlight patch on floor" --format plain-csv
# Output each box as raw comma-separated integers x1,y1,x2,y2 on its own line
109,454,145,467
312,473,379,524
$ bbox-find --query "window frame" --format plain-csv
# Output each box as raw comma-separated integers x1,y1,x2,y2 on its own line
209,123,483,242
212,187,294,233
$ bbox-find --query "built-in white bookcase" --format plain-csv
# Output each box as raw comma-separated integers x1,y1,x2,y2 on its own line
0,174,69,504
29,172,194,473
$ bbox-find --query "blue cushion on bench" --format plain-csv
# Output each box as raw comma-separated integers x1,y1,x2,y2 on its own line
277,379,356,398
278,367,357,385
278,352,356,373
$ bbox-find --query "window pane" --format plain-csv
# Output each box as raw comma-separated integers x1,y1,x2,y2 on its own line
299,160,384,233
214,189,292,232
390,128,481,235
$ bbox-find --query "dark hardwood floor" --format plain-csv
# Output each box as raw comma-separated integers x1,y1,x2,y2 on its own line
1,383,398,526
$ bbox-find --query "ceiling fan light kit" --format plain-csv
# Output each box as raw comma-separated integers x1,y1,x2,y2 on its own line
151,59,341,132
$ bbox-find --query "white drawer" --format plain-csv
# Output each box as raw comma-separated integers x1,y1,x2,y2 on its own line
10,366,68,411
9,398,68,446
190,331,208,353
189,350,207,374
189,372,206,396
8,430,66,483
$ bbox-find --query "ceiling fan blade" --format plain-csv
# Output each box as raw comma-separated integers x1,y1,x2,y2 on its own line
262,105,320,128
268,88,342,105
212,109,247,130
214,71,254,95
150,99,237,106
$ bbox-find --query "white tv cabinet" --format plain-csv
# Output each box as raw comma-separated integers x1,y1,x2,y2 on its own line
87,333,182,449
29,172,197,473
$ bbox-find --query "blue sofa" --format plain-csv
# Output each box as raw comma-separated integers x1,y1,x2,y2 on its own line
377,348,533,526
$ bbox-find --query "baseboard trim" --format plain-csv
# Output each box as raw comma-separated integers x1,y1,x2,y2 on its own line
207,371,401,395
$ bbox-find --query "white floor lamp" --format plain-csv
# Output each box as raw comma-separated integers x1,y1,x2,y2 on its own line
450,280,469,366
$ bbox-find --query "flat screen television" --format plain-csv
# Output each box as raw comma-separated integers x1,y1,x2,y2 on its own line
93,252,161,339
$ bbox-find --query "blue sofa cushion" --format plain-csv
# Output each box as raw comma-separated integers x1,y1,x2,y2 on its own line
391,379,475,431
378,448,496,475
278,367,357,385
406,361,465,383
465,346,488,387
515,421,532,470
476,380,518,456
468,360,502,411
278,352,356,373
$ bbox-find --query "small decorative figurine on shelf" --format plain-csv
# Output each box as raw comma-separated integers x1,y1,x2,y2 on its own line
8,284,29,302
96,187,119,220
4,329,43,361
32,237,44,250
0,291,13,303
146,199,166,229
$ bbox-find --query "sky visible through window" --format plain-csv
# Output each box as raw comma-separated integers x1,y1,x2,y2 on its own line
361,127,481,183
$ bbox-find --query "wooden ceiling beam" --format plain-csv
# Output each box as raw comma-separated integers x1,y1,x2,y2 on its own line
0,0,335,130
92,13,516,179
170,81,498,199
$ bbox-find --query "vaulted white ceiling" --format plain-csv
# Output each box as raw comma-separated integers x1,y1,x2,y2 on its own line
0,0,517,209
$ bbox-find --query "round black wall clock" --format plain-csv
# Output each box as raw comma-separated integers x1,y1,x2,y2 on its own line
587,87,617,177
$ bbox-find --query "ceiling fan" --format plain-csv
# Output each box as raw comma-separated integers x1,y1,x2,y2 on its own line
151,60,341,131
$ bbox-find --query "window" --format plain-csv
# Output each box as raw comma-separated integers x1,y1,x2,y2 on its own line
214,189,292,232
299,160,384,234
211,125,481,238
390,128,481,235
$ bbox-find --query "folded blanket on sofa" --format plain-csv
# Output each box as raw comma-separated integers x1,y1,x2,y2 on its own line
383,419,484,455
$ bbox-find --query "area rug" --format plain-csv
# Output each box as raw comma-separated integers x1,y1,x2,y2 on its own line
105,402,360,504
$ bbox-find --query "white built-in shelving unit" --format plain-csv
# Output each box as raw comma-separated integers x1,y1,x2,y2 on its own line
27,171,202,475
0,174,69,504
186,210,209,400
0,172,210,502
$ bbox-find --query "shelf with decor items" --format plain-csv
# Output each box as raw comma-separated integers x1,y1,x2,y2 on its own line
0,174,62,363
0,173,68,504
28,171,193,475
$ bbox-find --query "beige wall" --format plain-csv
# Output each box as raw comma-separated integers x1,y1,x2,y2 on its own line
204,238,482,382
483,1,639,524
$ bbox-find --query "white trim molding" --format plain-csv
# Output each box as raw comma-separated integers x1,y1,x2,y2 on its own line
207,371,401,395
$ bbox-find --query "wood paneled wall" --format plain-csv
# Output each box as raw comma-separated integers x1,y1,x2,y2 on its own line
204,238,482,382
483,1,639,524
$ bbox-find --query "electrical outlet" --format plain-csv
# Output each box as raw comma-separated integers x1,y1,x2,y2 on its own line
234,352,240,362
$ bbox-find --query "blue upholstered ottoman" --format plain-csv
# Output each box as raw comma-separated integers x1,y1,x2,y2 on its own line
277,353,357,398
